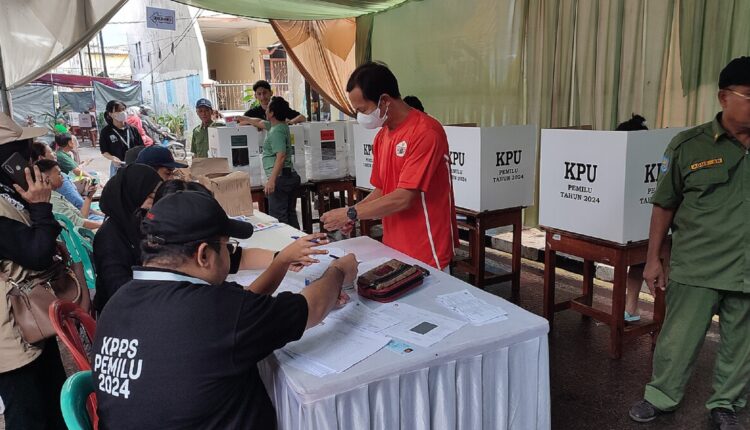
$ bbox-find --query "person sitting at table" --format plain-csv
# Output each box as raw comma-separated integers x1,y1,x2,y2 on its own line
35,159,102,230
54,133,96,179
135,145,188,181
92,190,357,429
153,179,325,283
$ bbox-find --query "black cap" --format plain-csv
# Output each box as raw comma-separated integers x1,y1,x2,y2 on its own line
142,191,253,244
195,98,213,109
719,57,750,89
135,146,188,169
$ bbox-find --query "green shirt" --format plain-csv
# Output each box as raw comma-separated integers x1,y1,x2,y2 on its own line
651,113,750,292
50,191,85,228
56,150,78,174
190,121,219,158
262,121,294,176
54,124,69,134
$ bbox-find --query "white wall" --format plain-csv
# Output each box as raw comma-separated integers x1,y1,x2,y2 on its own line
119,0,207,134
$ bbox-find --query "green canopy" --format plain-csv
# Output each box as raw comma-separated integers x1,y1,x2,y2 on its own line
172,0,408,20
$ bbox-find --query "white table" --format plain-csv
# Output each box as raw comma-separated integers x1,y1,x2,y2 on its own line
235,223,551,430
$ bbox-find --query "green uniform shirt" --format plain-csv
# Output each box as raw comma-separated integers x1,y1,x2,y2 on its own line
190,121,219,158
262,121,293,176
50,191,85,228
651,113,750,292
56,150,78,175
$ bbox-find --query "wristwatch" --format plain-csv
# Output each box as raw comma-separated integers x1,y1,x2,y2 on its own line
347,206,358,221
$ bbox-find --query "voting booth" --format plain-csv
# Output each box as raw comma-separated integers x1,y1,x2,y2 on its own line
539,128,687,244
289,125,307,183
344,120,358,177
351,123,379,189
445,125,537,212
208,125,264,187
304,121,348,180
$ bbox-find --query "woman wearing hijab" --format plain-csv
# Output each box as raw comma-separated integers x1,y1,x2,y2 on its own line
93,164,162,313
0,114,68,429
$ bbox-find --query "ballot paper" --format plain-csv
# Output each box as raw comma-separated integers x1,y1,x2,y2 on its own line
379,303,466,348
276,349,335,377
284,318,391,374
228,272,260,288
327,301,401,334
296,246,349,281
436,290,508,325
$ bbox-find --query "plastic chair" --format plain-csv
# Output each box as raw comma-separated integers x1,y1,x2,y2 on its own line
49,299,96,371
60,370,97,430
54,213,96,289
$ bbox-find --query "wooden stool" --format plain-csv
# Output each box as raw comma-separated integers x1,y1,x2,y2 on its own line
542,228,667,359
250,186,266,213
354,187,382,239
453,207,523,299
301,178,356,233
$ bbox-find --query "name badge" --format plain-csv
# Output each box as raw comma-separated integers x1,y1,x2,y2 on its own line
690,158,723,171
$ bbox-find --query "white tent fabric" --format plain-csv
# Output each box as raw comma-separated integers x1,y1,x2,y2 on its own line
0,0,126,91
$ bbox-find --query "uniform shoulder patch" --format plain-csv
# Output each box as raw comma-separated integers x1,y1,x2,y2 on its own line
667,126,705,151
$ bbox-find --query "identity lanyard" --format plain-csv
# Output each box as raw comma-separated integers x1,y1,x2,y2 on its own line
132,270,210,285
112,127,131,148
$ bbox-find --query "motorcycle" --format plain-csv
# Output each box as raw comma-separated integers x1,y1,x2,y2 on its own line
157,126,187,161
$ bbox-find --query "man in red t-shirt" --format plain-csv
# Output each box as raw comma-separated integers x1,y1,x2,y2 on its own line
321,62,458,271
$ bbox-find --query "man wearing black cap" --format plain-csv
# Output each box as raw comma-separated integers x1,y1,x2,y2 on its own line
92,191,358,429
190,98,219,158
629,57,750,429
135,145,188,180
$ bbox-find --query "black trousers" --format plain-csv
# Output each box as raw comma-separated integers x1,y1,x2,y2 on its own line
0,340,67,430
268,171,301,230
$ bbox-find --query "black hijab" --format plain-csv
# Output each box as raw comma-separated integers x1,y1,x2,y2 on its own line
99,164,162,254
0,138,34,209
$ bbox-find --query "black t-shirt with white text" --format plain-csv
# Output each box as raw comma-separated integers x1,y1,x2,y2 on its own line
99,124,143,161
92,268,308,430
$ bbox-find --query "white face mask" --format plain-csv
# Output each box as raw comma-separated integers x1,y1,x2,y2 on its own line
357,96,389,130
111,111,127,123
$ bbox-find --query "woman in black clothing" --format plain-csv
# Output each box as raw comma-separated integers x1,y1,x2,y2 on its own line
99,100,143,178
0,113,67,430
93,164,162,313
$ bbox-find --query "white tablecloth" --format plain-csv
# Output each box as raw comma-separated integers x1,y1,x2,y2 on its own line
237,227,550,430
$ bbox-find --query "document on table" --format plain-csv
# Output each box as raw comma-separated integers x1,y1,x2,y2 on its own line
228,271,260,288
379,302,466,348
296,246,349,281
276,349,335,377
327,301,401,334
436,289,508,325
284,318,391,374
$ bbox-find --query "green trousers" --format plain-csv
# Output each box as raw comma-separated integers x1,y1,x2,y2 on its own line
644,281,750,411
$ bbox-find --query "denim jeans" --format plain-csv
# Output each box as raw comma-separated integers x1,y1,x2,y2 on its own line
57,176,83,210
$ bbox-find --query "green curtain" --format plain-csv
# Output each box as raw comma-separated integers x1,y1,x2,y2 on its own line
371,0,749,225
172,0,408,20
355,14,375,66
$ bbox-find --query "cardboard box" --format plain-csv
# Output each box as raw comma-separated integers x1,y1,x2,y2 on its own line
304,122,348,180
351,123,380,189
188,157,253,216
539,128,688,243
445,125,537,212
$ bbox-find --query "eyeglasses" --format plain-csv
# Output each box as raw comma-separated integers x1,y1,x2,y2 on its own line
726,89,750,101
204,239,240,254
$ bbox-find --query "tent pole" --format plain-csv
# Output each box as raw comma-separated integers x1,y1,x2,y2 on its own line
0,43,11,114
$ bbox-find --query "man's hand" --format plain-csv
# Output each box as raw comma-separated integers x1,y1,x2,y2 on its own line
335,291,350,308
277,233,330,267
264,178,276,195
321,207,350,232
330,253,359,286
84,182,98,199
643,258,666,294
14,166,51,204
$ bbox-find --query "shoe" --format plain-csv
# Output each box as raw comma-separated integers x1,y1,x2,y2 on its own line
629,400,665,423
711,408,744,430
624,311,641,322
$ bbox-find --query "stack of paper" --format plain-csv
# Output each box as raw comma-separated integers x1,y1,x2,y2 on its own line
327,301,401,333
282,319,391,375
436,290,508,325
379,303,466,347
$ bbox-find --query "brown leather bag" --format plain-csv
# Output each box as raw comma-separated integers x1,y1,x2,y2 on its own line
4,247,90,344
357,259,430,303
